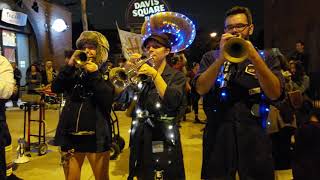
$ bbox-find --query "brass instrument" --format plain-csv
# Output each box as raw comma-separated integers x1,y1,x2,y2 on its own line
223,37,248,63
109,56,154,90
141,11,196,53
110,12,196,90
74,51,88,66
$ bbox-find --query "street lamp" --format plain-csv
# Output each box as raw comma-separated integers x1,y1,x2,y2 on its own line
52,19,68,32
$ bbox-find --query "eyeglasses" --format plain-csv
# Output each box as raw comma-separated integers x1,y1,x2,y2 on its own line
225,23,249,32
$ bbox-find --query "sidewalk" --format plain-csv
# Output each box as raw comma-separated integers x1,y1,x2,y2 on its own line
5,101,293,180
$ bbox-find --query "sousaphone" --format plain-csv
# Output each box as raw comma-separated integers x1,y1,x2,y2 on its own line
141,11,196,53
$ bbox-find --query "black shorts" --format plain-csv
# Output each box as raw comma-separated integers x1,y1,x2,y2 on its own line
60,135,110,153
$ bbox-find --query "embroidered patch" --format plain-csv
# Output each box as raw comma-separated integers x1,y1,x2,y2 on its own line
245,64,256,76
248,87,261,95
152,141,164,153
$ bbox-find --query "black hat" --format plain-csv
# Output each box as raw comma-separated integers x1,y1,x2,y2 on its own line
142,33,172,50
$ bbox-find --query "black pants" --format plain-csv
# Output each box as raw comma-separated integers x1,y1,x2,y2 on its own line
201,121,274,180
0,120,11,180
10,86,20,103
191,90,201,115
0,146,6,179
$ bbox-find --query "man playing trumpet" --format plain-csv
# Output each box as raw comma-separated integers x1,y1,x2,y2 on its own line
195,6,285,180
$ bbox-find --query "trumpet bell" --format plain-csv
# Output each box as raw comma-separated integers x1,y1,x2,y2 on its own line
223,37,248,63
109,67,129,89
75,51,88,66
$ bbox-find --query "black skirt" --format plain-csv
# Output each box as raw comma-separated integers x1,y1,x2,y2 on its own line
60,134,110,153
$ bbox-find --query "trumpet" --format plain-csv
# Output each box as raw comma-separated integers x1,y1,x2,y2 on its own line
223,37,248,63
109,56,154,90
74,51,88,66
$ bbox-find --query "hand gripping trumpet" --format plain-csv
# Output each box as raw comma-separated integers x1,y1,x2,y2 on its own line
109,56,154,90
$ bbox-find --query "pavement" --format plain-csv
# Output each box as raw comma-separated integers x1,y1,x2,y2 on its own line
4,100,293,180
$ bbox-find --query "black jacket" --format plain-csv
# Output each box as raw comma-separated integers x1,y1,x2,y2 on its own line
52,65,114,151
128,64,186,180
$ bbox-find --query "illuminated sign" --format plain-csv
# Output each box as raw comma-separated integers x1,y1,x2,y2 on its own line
132,0,166,17
1,8,27,26
126,0,170,27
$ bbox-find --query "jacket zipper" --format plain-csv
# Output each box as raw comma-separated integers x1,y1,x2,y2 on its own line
75,103,83,133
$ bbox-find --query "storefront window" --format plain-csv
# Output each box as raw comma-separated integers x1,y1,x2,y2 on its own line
2,30,16,47
1,30,17,62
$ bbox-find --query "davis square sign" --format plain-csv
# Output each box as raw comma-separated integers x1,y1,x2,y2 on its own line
126,0,170,27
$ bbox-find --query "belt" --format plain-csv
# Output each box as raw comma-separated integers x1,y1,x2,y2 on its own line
69,131,95,136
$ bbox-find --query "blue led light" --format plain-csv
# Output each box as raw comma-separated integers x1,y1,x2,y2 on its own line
142,11,196,53
221,92,227,97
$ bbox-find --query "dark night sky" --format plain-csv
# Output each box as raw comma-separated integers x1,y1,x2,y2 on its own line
54,0,264,62
55,0,264,32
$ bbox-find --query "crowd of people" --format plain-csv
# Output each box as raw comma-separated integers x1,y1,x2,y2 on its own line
1,5,319,180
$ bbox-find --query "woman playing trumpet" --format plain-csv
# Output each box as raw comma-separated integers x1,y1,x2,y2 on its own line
127,32,187,180
52,31,114,180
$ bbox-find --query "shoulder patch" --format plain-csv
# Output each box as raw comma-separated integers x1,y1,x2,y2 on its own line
245,64,256,76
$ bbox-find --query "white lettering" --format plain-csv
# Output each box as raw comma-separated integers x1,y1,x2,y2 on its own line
154,0,160,6
131,0,167,18
140,1,146,8
154,6,160,13
134,2,140,9
137,9,144,17
148,7,155,14
132,10,138,17
144,0,151,7
160,4,165,11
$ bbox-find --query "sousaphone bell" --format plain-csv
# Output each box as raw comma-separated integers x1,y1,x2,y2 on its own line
141,11,196,53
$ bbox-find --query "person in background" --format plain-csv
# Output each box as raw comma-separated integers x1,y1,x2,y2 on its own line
26,64,42,94
41,60,57,86
288,60,310,94
288,60,311,126
10,62,22,107
188,62,205,123
290,40,309,74
292,109,320,180
170,53,190,123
